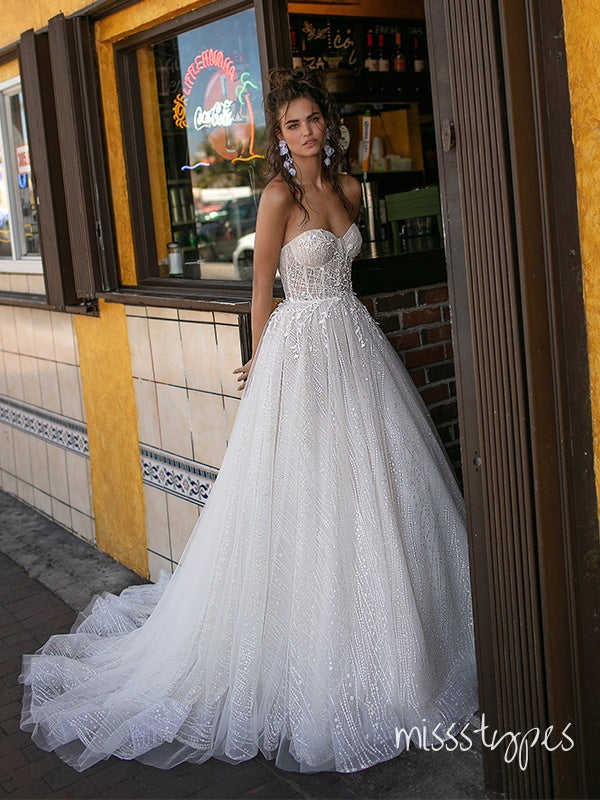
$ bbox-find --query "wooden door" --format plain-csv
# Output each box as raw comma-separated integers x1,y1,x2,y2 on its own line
425,0,600,797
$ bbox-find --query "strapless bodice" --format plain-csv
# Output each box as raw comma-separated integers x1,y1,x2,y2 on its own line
278,224,362,300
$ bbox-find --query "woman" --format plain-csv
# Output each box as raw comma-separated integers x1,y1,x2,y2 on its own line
20,68,478,774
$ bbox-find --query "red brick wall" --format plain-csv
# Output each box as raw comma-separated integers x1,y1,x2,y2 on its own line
359,282,462,482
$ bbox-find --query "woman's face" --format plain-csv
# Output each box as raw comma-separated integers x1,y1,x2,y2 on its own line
277,97,326,160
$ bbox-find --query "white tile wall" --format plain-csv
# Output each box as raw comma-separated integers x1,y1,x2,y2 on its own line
147,550,173,583
127,316,155,381
189,390,228,468
38,359,61,414
155,383,193,459
0,306,18,352
167,493,200,563
29,436,50,494
143,484,170,559
4,352,24,400
0,351,6,396
180,321,221,394
13,430,32,485
20,355,42,407
0,272,44,296
65,451,92,517
27,275,46,295
133,378,161,448
14,308,34,355
34,311,56,362
47,444,69,505
126,305,245,577
216,324,245,397
0,306,94,547
148,317,186,386
16,478,34,507
0,423,16,475
56,363,84,421
223,396,241,443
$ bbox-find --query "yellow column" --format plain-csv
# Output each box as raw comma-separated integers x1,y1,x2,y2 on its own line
563,2,600,518
74,300,148,576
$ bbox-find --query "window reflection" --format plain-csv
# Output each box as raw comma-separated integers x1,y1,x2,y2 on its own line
149,8,265,281
0,126,10,258
8,93,39,258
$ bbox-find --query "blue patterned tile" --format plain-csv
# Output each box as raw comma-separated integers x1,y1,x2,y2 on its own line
140,445,217,506
0,394,88,457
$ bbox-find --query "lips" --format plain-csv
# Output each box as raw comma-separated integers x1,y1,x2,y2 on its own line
303,139,317,147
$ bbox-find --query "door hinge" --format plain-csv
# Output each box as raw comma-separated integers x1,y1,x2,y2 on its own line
442,118,456,152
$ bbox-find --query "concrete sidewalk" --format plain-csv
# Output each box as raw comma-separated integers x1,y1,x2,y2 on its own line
0,490,486,800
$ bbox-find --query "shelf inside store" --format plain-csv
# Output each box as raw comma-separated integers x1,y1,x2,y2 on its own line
330,70,432,112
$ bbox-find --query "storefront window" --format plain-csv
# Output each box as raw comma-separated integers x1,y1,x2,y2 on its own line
133,7,266,282
0,84,40,265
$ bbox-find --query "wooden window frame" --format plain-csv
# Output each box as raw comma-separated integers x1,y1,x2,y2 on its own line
14,14,118,315
111,0,291,306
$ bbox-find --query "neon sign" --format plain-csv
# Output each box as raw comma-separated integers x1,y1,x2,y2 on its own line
173,49,263,165
182,49,236,94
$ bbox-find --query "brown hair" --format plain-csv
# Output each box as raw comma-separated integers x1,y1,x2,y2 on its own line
264,67,352,222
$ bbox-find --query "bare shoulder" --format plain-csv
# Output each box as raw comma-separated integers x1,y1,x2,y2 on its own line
254,179,293,258
260,177,295,215
339,173,362,219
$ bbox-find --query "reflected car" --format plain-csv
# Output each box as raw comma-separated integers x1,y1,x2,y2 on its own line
232,232,255,270
197,195,259,262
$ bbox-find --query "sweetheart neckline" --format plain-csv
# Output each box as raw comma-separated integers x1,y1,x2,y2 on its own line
281,223,358,252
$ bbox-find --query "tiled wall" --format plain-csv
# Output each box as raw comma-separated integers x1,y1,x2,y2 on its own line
125,305,243,581
0,305,95,542
0,272,46,295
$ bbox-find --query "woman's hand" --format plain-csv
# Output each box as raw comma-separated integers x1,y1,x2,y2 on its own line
233,358,253,391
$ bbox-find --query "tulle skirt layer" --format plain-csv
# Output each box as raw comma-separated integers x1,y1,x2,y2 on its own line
20,291,478,773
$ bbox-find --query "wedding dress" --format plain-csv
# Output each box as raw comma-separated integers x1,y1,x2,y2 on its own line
20,223,479,774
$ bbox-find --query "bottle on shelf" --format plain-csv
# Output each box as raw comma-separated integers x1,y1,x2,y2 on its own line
413,36,426,72
364,29,378,72
393,32,406,73
291,30,303,69
377,33,390,72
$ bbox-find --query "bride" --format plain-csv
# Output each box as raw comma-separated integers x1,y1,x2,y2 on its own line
20,68,479,774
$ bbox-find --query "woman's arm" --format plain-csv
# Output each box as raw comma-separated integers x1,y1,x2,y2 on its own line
233,181,291,391
341,173,363,221
249,183,290,356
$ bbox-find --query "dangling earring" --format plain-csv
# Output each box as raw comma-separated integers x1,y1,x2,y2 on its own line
278,139,296,177
323,128,335,167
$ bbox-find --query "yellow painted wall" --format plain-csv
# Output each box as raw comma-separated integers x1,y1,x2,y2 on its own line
74,300,148,576
0,61,19,84
563,2,600,518
0,0,83,46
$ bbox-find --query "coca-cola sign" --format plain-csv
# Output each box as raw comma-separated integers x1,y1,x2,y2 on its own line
172,45,262,164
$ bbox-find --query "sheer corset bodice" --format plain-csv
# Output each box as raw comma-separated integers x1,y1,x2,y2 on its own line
278,224,362,300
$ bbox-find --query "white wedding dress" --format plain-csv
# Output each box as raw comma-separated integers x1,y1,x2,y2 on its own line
20,223,478,774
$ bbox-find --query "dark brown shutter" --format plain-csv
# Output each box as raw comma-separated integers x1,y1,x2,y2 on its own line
48,13,117,299
19,29,76,309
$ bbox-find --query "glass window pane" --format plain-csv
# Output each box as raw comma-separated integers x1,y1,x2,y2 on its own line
0,114,12,259
9,92,40,257
140,7,265,281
